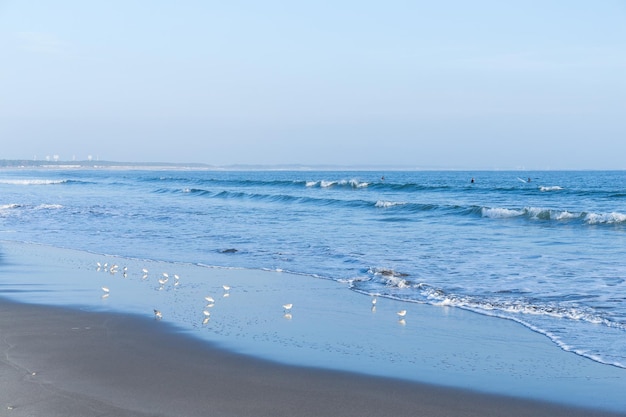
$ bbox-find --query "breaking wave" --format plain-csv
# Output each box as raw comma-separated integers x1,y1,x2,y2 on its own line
0,179,69,185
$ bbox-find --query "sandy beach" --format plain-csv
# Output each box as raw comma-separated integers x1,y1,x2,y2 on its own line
0,299,622,417
1,241,625,416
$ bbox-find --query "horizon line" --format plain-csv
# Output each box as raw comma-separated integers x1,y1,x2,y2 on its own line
0,159,623,172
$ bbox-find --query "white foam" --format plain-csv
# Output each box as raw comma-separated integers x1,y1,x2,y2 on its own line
554,210,577,220
481,207,524,218
585,211,626,224
36,204,63,210
307,179,369,188
0,203,21,210
0,179,66,185
375,200,406,208
346,179,369,188
539,186,563,192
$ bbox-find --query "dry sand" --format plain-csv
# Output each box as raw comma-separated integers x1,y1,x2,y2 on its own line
1,299,623,417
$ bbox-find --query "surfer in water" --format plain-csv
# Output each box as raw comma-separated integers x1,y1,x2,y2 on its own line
471,178,475,184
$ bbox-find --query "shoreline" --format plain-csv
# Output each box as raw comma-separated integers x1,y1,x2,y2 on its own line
1,240,626,415
1,299,623,417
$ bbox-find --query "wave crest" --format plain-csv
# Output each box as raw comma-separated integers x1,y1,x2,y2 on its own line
585,212,626,224
482,206,626,225
0,179,68,185
306,179,369,189
375,200,406,208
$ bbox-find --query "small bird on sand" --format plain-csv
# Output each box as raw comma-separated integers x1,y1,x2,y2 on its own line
397,309,407,318
101,286,110,293
154,309,163,320
282,303,293,312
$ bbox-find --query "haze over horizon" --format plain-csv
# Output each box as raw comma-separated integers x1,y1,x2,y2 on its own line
1,1,625,170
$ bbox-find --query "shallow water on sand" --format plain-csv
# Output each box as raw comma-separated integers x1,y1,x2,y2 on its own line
1,241,625,412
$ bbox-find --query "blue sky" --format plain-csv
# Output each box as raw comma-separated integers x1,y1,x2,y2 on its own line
1,1,625,169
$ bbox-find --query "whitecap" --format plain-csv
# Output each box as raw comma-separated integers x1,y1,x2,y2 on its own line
539,185,563,192
36,204,63,210
348,179,369,188
0,179,66,185
585,212,626,224
481,207,524,218
375,200,406,208
553,210,577,220
0,203,21,210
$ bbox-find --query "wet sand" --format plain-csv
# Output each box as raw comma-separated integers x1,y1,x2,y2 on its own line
1,299,623,417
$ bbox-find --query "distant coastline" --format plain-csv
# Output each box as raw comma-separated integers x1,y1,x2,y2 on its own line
0,159,619,172
0,159,451,171
0,159,215,170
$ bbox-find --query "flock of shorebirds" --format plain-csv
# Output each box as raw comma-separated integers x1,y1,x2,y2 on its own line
96,262,409,325
96,262,233,324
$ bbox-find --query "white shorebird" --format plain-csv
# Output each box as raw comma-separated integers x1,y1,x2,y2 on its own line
101,286,110,294
96,262,102,271
371,296,377,305
397,309,407,318
154,309,162,320
282,303,293,312
142,268,149,275
203,310,211,317
204,296,215,304
222,285,231,291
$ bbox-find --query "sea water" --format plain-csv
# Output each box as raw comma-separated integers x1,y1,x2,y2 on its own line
1,169,625,371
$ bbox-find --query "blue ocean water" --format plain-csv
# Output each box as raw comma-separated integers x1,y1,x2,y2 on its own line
1,168,625,369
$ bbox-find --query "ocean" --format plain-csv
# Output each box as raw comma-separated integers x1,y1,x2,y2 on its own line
1,168,625,371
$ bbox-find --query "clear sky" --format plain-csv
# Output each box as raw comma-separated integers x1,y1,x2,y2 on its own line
1,1,625,169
